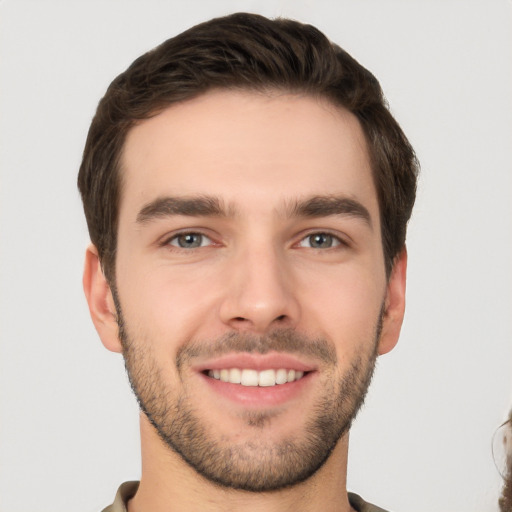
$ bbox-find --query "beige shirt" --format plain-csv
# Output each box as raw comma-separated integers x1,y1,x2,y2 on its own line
102,481,390,512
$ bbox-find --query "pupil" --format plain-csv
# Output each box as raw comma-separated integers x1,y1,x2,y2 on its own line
311,233,331,248
179,234,201,248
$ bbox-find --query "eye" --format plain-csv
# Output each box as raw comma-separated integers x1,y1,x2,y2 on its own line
168,232,212,249
298,232,342,249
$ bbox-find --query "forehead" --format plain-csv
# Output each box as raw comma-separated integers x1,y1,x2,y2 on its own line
120,89,377,220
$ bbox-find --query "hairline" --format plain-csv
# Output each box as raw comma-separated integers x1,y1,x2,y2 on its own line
103,86,392,285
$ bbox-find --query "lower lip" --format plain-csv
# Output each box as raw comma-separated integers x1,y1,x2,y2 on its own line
200,372,314,407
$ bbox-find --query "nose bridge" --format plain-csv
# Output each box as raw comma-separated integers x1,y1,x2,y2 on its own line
220,235,299,332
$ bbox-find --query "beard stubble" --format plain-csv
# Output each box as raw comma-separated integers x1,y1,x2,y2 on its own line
114,292,382,492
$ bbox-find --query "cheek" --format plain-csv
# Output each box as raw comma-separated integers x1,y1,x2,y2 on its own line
116,261,224,345
301,266,385,326
296,265,385,348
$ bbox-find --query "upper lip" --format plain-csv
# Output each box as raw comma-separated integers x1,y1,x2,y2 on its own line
193,352,317,373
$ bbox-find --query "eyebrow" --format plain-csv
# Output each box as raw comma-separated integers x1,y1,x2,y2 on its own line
136,194,372,228
288,195,372,228
137,195,229,224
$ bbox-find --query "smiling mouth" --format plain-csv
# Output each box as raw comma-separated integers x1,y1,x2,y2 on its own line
205,368,307,387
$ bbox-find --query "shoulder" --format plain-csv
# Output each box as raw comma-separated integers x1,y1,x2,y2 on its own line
348,492,391,512
102,481,139,512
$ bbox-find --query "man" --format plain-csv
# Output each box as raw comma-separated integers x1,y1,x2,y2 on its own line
78,12,418,512
499,410,512,512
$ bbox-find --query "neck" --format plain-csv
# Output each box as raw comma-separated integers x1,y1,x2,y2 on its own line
128,415,354,512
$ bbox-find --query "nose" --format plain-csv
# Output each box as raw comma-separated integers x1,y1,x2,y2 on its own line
219,244,301,334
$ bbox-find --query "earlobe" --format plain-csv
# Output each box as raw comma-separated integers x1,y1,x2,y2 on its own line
378,247,407,355
82,245,123,353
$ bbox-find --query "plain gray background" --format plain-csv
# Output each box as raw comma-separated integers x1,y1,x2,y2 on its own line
1,1,511,511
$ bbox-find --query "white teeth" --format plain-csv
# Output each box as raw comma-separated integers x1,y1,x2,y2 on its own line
241,369,259,386
275,368,288,385
207,368,306,387
229,368,241,384
258,369,276,387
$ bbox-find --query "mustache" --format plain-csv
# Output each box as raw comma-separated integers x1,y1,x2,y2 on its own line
176,329,337,371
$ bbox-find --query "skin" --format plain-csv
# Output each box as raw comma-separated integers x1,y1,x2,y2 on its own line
83,90,407,512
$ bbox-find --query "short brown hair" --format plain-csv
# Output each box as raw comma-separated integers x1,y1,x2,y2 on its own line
78,12,418,283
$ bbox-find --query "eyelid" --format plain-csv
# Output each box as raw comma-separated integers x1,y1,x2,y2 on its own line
295,230,350,249
170,233,212,248
159,229,218,248
157,228,351,250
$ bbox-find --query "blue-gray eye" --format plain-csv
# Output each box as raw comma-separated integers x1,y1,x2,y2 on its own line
169,233,211,248
299,233,340,249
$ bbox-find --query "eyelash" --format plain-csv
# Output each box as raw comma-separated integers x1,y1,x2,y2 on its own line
163,231,215,249
161,230,348,251
297,232,347,250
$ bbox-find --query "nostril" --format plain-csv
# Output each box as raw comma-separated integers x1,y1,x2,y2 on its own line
276,315,286,321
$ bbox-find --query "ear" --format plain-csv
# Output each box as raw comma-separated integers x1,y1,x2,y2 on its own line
82,244,122,353
378,247,407,355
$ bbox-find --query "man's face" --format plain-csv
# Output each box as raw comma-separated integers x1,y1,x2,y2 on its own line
97,90,404,491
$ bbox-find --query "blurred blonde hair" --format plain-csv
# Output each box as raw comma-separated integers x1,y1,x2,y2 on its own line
499,410,512,512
